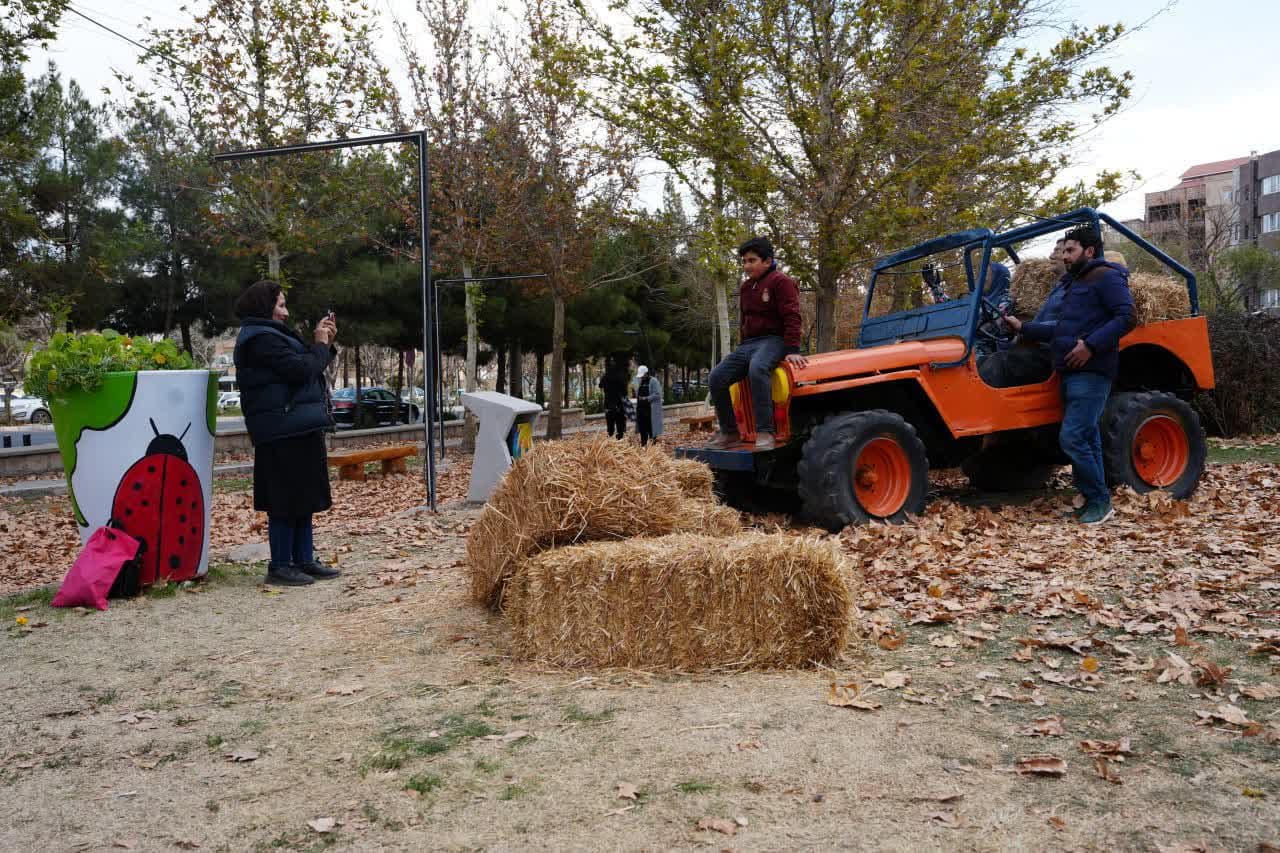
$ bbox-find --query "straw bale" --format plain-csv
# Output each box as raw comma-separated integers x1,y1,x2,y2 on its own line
1129,271,1190,325
1104,250,1128,267
1010,259,1062,318
466,434,723,609
505,533,855,670
665,457,715,502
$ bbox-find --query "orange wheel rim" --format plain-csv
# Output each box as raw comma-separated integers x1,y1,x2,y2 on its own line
1132,415,1189,487
853,437,912,517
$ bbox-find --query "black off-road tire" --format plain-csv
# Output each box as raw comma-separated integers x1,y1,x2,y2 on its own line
1101,391,1206,499
797,410,929,531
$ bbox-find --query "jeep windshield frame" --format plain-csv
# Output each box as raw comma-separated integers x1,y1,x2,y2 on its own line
858,208,1199,370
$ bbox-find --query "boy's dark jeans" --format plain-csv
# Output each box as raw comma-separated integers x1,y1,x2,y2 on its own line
709,336,786,434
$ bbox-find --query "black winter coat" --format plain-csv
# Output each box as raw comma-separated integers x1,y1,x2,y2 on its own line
233,319,336,446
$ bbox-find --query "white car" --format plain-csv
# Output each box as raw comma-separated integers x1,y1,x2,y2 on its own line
218,391,241,411
4,393,51,424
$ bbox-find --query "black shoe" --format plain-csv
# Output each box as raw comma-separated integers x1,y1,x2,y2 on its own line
265,563,315,586
295,560,341,580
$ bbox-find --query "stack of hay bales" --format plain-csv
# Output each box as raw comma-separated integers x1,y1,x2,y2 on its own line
465,434,856,670
466,434,742,610
1009,258,1189,326
505,534,853,669
1010,258,1062,319
1129,271,1190,325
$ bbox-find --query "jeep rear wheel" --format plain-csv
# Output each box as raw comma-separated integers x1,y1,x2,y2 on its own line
798,410,928,530
1102,391,1206,499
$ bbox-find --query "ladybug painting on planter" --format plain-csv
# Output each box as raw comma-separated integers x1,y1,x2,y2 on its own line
111,418,205,585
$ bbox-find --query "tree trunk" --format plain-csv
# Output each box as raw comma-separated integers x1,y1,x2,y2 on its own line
267,241,281,280
547,292,565,439
496,346,507,395
713,170,733,361
462,259,479,452
354,346,363,428
179,321,192,356
814,255,839,352
536,352,545,406
342,348,349,387
396,351,405,425
510,340,523,399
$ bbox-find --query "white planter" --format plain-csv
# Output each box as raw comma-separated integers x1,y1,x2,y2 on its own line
50,370,217,583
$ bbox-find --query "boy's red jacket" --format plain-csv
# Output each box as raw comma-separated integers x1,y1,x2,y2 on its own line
740,264,802,352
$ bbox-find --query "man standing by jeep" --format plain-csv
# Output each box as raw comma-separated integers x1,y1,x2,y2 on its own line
706,237,806,451
1004,226,1135,524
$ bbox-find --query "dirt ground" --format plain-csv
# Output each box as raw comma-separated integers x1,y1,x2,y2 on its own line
1,435,1278,851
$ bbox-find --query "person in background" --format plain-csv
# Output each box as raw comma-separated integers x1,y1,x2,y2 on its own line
634,365,664,447
598,354,630,440
233,280,341,586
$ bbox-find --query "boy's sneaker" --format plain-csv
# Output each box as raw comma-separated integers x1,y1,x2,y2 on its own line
705,431,740,449
1079,502,1114,525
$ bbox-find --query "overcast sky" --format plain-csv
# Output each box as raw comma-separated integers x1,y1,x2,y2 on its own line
24,0,1280,226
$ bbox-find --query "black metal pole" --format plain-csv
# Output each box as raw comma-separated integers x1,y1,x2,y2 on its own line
417,131,437,510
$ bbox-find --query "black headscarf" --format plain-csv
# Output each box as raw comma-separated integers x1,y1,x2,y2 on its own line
235,280,282,320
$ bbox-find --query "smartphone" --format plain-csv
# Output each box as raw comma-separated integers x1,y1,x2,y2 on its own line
326,308,335,321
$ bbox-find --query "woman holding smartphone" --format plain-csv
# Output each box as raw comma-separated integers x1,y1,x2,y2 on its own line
233,280,340,586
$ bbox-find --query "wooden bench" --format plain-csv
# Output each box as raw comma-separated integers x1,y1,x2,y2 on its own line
679,414,717,433
326,444,417,481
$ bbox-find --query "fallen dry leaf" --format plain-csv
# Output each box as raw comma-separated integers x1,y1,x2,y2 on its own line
1079,738,1133,757
1019,716,1065,737
1081,656,1100,673
696,817,737,836
615,782,638,801
307,817,337,834
482,730,531,744
1196,704,1251,727
1015,755,1067,777
324,684,364,697
224,749,259,763
1093,756,1123,785
1241,683,1280,701
877,631,905,651
826,682,881,711
926,810,966,828
870,671,910,689
1047,815,1067,831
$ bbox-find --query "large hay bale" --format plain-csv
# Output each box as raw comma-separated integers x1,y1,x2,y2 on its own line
665,458,714,502
505,533,855,670
466,435,722,609
1129,271,1190,325
1010,258,1062,318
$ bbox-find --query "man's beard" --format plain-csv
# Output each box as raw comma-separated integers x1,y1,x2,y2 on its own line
1068,256,1090,277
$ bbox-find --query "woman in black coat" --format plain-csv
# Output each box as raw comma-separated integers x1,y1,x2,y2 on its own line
232,280,340,586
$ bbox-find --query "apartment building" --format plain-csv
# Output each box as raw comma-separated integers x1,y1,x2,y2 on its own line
1143,157,1249,261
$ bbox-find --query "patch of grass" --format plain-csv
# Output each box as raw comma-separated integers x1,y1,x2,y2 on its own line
206,734,224,750
405,772,445,795
204,563,257,583
217,681,243,707
674,780,715,794
205,799,220,813
563,704,616,724
363,713,495,774
0,586,56,621
1207,443,1280,465
90,688,119,708
146,582,178,599
214,476,254,494
240,719,268,735
474,757,501,774
499,784,531,801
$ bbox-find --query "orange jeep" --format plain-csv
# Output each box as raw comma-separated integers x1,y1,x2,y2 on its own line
676,208,1214,530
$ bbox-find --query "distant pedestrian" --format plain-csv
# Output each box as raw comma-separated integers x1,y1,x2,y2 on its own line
598,354,630,439
634,365,664,447
233,280,341,586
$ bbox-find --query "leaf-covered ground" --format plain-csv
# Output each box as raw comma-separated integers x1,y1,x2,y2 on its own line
1,432,1276,850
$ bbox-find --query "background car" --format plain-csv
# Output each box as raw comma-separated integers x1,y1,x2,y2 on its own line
2,392,52,424
331,387,421,428
217,390,241,411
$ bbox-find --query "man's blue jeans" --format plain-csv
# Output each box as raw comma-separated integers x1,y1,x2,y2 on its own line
1059,371,1113,505
710,336,786,434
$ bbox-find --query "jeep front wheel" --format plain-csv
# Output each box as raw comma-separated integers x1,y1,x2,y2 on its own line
1102,391,1206,499
797,410,929,530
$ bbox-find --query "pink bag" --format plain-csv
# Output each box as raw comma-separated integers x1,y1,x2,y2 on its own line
51,526,143,611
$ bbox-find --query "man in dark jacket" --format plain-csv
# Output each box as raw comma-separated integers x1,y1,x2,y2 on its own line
1005,226,1135,524
707,237,806,451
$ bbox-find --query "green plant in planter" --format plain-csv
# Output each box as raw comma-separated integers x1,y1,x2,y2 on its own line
24,330,194,398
